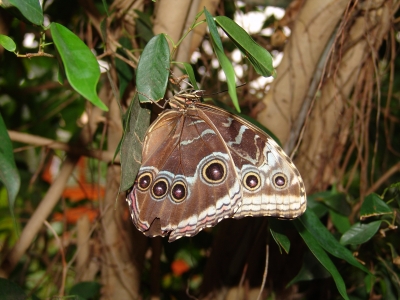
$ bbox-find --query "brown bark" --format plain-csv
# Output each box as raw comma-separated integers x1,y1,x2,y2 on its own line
89,1,147,298
75,215,100,282
154,0,219,77
256,0,349,152
297,1,395,193
256,0,397,193
99,73,147,299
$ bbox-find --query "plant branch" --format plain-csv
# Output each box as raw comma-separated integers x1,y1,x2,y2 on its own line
8,130,118,163
16,52,55,58
366,161,400,195
43,220,67,297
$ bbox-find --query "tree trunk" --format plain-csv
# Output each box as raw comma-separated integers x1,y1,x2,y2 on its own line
256,0,396,193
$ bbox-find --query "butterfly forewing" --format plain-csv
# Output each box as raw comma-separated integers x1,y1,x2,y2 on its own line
129,106,244,241
169,112,242,240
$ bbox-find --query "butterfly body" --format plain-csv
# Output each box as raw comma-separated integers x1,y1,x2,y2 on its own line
127,93,306,241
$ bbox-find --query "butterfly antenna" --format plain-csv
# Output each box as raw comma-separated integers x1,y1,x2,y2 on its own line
204,83,247,97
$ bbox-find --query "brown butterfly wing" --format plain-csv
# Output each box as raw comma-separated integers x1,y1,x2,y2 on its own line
197,103,306,219
127,108,243,241
127,102,306,242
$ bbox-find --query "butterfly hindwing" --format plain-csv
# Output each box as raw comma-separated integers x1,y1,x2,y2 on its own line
198,104,306,219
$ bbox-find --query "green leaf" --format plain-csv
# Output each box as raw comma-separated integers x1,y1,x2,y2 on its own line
100,18,108,45
0,278,26,300
269,219,290,254
307,191,331,218
204,9,223,51
204,8,240,113
340,220,382,246
215,16,275,77
294,220,350,300
120,95,151,191
136,34,170,103
135,9,154,43
364,273,375,293
329,209,351,234
0,35,16,52
320,192,351,216
0,113,20,217
69,281,101,299
299,209,370,274
116,37,134,99
1,0,43,25
115,57,133,99
382,181,400,198
102,0,109,17
387,243,399,262
287,251,331,286
173,62,200,90
360,193,393,220
50,22,108,111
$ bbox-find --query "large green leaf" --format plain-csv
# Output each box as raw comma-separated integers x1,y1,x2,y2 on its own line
340,221,382,246
50,22,108,111
215,16,275,77
329,209,351,234
136,34,170,103
294,220,349,300
299,209,370,274
0,113,20,217
320,192,351,216
0,35,16,52
204,8,240,113
360,193,393,220
1,0,43,25
120,95,151,191
307,191,330,218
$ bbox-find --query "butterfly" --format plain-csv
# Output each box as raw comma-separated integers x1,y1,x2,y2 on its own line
126,90,306,241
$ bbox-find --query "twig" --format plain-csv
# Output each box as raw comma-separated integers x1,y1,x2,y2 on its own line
8,130,118,163
256,244,269,300
65,202,114,279
366,161,400,195
237,263,248,299
43,220,67,297
16,52,55,58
